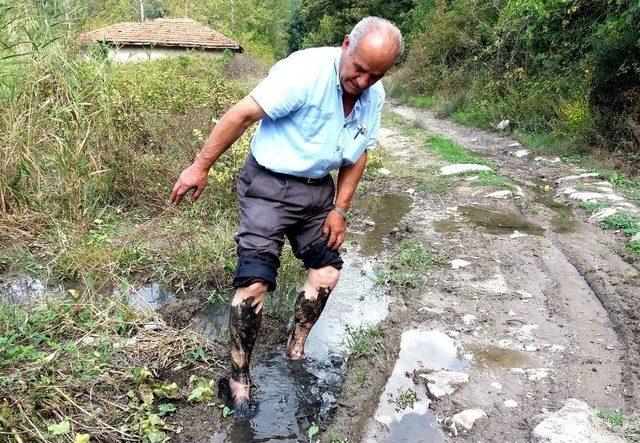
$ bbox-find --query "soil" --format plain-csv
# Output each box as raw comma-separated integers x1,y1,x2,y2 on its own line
324,105,640,442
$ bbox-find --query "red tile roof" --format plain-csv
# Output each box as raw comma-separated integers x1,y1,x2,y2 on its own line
79,18,243,52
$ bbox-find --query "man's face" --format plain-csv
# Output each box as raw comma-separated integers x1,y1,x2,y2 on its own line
339,34,397,96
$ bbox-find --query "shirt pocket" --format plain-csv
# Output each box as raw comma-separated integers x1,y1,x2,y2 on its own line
300,108,334,144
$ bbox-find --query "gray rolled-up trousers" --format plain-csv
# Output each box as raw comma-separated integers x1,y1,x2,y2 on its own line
233,154,344,292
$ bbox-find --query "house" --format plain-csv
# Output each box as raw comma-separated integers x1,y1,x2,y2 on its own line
78,18,243,62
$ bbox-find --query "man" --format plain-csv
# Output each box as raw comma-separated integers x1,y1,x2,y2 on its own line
170,17,403,413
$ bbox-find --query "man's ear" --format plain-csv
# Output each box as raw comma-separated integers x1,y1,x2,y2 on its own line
342,35,350,51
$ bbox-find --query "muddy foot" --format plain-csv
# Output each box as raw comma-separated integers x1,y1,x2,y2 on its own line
218,377,251,416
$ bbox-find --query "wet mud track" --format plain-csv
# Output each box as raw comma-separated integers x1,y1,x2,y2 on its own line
324,106,640,442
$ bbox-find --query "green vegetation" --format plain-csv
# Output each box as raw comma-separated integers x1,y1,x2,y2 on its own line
580,201,612,212
345,325,383,359
0,290,224,442
600,213,640,236
597,409,625,427
375,240,442,287
471,171,518,192
424,136,492,166
596,409,640,442
387,388,419,412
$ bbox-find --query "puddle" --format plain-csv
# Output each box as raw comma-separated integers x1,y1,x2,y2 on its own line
365,330,468,442
524,178,579,234
127,282,177,313
199,254,389,442
352,192,412,256
0,276,47,303
436,206,544,236
463,343,531,369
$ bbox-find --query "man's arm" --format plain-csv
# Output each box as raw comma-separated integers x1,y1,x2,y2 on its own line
323,150,368,250
170,96,267,204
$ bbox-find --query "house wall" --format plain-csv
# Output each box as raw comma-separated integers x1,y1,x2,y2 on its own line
105,46,225,62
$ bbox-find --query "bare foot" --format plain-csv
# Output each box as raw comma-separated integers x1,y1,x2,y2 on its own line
284,330,308,360
228,377,251,415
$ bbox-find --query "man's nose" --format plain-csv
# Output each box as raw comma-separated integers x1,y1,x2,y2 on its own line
357,74,371,90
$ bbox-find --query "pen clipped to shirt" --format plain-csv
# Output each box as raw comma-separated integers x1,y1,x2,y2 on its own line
353,124,367,140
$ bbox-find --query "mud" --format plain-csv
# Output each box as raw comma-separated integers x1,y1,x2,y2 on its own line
324,105,640,442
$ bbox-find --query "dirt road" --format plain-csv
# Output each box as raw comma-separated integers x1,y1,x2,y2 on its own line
326,105,640,442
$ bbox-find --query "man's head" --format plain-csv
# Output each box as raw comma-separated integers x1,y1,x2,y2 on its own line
339,17,404,96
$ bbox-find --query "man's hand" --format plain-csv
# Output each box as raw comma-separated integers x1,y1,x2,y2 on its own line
323,210,346,250
170,164,209,204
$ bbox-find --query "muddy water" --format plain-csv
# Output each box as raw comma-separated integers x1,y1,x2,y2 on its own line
523,178,579,234
198,253,389,442
435,205,544,236
352,192,413,256
365,330,469,442
463,343,531,369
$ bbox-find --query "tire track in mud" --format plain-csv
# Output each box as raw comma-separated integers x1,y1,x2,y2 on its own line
326,105,639,442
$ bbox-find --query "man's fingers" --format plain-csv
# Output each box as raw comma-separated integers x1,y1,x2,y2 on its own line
327,230,338,250
191,186,204,202
322,222,330,237
335,233,345,250
170,182,180,203
172,186,190,205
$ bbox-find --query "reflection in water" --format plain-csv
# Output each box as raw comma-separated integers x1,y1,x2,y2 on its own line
367,330,469,443
463,343,530,369
352,192,412,256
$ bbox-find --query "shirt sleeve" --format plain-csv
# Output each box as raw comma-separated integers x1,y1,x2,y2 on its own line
249,55,309,120
365,90,385,150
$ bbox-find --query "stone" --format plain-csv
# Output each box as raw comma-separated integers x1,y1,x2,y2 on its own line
378,167,391,176
509,230,528,239
508,142,521,147
450,259,471,269
512,149,530,158
485,190,513,199
496,119,510,130
462,314,477,325
420,370,469,398
532,399,625,443
406,188,415,195
503,399,518,408
589,208,618,221
631,233,640,243
440,164,493,176
490,382,502,390
446,409,487,436
556,172,600,183
568,192,624,202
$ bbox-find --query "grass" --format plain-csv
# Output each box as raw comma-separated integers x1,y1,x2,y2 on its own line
580,201,612,212
424,136,493,166
345,325,383,359
598,409,625,427
596,409,640,441
375,240,443,288
409,96,438,108
0,290,225,442
415,174,456,194
600,213,640,236
470,171,518,191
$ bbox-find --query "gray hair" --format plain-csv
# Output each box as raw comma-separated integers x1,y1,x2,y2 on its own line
348,17,404,58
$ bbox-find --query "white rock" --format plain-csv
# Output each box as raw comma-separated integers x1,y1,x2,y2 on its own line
450,259,471,269
550,157,562,163
509,230,528,239
474,274,509,294
526,368,550,381
378,167,391,176
550,345,566,353
512,149,530,158
440,164,493,176
556,172,600,182
561,187,579,195
503,399,518,408
569,192,624,202
631,233,640,243
406,188,415,195
508,142,521,147
532,399,625,443
517,290,533,299
496,119,510,130
589,208,618,221
420,370,469,398
446,408,487,436
515,186,525,197
508,310,516,316
462,314,477,325
485,190,513,199
490,382,503,390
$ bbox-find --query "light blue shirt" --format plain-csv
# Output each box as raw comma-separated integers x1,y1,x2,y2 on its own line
249,47,385,179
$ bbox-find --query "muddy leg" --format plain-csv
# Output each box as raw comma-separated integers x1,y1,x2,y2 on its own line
229,281,267,412
285,266,340,360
